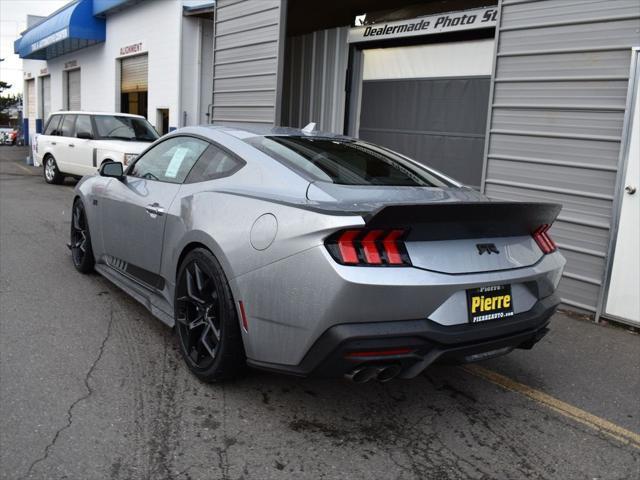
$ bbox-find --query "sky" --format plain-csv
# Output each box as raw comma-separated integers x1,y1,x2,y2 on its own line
1,0,68,95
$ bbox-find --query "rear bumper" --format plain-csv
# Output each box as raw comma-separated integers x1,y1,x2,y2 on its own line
247,294,559,379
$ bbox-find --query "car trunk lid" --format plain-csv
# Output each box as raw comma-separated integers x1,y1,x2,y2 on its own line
365,201,561,274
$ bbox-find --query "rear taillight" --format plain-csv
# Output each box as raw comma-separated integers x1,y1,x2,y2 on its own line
325,228,411,266
532,224,557,254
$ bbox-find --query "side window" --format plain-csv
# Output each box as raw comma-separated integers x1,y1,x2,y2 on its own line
75,115,93,138
129,136,208,184
60,115,76,137
43,115,61,136
185,144,244,183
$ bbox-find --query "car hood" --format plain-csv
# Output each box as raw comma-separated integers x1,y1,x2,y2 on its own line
93,139,153,153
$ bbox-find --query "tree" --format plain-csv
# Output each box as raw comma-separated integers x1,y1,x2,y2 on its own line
0,58,11,93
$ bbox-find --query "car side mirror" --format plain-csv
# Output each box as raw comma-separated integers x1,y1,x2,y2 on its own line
77,131,93,140
99,161,124,179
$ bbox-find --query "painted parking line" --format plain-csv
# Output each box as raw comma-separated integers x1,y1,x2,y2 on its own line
461,364,640,450
13,162,37,175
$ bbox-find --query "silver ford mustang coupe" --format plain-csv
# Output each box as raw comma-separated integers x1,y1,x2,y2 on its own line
70,125,565,383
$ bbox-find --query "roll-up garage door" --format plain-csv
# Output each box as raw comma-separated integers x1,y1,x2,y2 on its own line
41,76,51,122
121,55,148,93
359,40,494,189
26,79,36,143
67,69,81,110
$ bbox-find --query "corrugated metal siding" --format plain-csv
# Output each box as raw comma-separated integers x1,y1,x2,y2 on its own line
483,0,640,312
282,27,350,133
212,0,282,124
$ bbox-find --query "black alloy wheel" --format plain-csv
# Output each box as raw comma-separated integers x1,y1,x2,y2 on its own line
175,249,245,382
70,199,95,273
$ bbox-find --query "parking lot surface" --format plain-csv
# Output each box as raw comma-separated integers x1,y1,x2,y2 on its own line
1,147,639,480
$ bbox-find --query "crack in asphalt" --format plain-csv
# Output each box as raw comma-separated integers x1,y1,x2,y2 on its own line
21,305,115,480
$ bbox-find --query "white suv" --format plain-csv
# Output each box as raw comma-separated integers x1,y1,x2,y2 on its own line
35,111,159,184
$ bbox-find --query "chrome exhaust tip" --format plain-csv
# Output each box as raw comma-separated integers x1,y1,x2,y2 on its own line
345,364,402,383
376,365,401,382
345,367,378,383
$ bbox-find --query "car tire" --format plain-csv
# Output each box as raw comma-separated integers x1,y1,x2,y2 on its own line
70,199,95,273
43,156,65,185
175,248,246,382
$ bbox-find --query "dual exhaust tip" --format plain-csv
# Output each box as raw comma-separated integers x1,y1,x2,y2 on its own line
345,364,402,383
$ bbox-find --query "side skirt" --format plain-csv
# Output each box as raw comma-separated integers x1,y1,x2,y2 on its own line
95,263,175,328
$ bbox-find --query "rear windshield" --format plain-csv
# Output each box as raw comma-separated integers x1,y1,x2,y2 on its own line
244,136,452,187
93,115,158,142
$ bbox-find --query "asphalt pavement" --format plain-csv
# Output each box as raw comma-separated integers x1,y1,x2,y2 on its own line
1,146,639,480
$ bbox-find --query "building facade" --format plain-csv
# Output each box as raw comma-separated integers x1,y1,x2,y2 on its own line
16,0,640,324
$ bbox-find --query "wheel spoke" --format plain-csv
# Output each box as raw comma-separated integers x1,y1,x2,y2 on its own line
199,324,216,359
185,269,205,305
72,209,81,231
188,315,206,330
209,320,221,343
193,262,205,292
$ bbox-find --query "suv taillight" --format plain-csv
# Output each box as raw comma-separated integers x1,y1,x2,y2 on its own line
325,228,411,266
532,224,557,254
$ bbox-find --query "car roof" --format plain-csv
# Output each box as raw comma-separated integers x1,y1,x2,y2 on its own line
179,124,352,142
49,111,145,119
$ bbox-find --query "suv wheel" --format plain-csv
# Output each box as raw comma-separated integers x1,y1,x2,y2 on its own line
44,156,64,184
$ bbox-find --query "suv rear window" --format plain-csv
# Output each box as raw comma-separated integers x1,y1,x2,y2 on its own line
245,136,452,187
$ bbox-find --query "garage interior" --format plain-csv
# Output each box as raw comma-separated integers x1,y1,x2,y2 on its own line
281,0,498,188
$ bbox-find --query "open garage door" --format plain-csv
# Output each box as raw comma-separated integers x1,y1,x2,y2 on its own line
358,40,494,189
121,54,148,117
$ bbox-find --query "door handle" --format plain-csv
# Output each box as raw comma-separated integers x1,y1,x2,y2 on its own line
145,203,165,217
68,143,75,148
625,185,636,195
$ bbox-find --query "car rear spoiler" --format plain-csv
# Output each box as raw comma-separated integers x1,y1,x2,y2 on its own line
364,202,562,240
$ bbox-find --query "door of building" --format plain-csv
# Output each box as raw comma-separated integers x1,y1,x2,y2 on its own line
66,69,81,110
121,54,149,118
604,50,640,325
358,40,494,189
41,75,51,122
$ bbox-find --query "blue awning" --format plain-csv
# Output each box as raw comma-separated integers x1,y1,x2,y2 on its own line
14,0,105,60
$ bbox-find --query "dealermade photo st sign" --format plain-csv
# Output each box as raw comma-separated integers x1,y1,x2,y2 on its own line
348,7,498,43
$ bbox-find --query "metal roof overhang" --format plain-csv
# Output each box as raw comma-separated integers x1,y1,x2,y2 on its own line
183,2,215,18
14,0,106,60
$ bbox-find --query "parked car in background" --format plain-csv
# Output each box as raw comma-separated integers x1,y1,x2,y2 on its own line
35,112,159,184
70,125,565,383
0,126,18,145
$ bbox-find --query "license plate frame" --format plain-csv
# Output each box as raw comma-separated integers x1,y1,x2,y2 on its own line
466,284,514,323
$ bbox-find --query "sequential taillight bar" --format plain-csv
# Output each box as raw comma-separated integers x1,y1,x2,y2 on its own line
532,224,557,254
325,228,411,266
